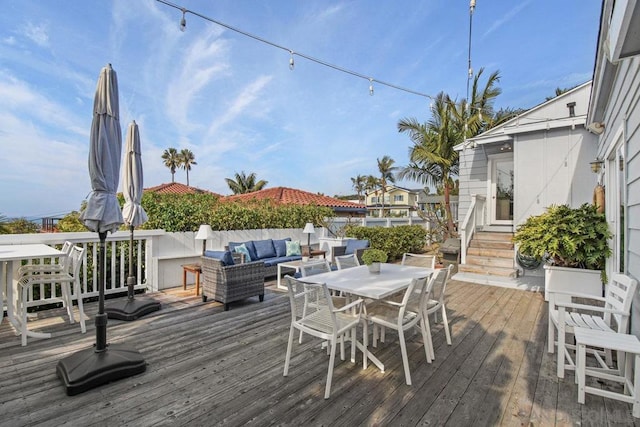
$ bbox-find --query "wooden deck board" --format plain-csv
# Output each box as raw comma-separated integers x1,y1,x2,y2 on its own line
1,279,638,426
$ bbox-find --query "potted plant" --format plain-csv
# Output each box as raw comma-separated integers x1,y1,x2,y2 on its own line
512,203,612,300
361,248,388,274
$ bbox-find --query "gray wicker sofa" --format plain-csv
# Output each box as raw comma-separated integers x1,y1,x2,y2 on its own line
226,238,302,278
201,251,266,311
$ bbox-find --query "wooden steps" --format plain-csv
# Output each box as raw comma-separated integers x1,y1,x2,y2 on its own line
459,231,518,278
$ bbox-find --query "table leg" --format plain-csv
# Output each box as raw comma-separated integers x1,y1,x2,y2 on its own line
195,270,200,296
277,264,283,290
182,267,187,290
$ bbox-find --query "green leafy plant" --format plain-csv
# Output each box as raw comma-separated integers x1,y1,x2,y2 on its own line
343,224,427,260
512,203,611,271
361,248,388,265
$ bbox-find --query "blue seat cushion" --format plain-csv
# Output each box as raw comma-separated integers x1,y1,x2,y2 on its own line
273,238,291,257
261,256,302,267
345,239,369,255
204,250,235,266
253,239,276,259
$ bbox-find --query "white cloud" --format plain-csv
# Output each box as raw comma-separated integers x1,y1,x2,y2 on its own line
22,21,50,47
482,1,531,38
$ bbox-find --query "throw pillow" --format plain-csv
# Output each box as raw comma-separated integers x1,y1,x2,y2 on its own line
285,240,301,256
273,238,291,257
204,250,235,266
253,239,276,259
233,243,252,262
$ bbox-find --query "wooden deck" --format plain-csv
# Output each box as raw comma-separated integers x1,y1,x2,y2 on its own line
1,279,638,426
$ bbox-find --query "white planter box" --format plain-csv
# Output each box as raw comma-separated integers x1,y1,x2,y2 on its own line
543,264,603,302
318,237,348,255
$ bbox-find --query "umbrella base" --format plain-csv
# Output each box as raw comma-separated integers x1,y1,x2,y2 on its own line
105,298,161,321
56,343,146,396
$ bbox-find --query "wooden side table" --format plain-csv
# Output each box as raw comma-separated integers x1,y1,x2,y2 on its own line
182,263,202,296
309,249,326,259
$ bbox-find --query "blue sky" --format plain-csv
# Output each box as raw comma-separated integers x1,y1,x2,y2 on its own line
0,0,601,219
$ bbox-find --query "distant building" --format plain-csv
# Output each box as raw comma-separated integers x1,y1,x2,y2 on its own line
365,185,419,217
145,182,222,197
223,187,367,217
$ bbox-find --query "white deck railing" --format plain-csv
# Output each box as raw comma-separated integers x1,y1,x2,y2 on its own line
459,194,486,264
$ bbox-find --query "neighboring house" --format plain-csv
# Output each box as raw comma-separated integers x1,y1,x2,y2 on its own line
366,185,418,217
223,186,367,217
587,0,640,335
145,182,222,197
455,82,598,282
415,191,459,223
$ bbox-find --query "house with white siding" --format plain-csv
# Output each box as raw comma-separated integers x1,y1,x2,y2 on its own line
587,0,640,335
454,82,598,286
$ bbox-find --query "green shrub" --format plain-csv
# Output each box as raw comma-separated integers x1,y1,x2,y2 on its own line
361,248,388,265
344,224,427,260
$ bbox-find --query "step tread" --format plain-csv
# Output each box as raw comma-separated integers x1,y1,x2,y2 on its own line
458,263,519,278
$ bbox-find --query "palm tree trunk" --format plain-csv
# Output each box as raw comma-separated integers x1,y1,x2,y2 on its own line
186,170,190,186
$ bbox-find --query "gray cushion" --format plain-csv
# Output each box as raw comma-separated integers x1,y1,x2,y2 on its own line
204,250,235,266
253,239,276,259
345,239,369,255
273,238,291,257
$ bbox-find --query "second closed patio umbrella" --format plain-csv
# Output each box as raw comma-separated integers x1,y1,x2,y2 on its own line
56,64,146,396
105,120,160,321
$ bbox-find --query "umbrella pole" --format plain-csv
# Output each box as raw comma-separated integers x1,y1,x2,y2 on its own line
127,225,135,300
56,231,146,395
96,231,108,351
105,229,161,321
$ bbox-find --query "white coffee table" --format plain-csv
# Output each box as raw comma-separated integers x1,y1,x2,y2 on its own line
276,260,304,290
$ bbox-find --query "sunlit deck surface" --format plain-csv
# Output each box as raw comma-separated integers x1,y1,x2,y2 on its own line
1,279,637,426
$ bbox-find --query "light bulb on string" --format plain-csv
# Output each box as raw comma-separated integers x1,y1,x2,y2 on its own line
180,9,187,32
289,51,295,70
369,78,374,96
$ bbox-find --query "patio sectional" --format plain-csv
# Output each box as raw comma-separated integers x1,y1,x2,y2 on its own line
226,238,303,278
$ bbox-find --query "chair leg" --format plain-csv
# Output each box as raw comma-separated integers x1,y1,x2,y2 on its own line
75,280,86,334
419,317,432,363
350,327,356,363
398,329,412,385
325,335,337,399
21,285,29,346
61,282,75,324
283,325,296,376
441,305,451,345
557,318,566,378
362,320,368,370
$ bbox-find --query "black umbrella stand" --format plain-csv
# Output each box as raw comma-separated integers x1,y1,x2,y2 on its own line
105,226,160,321
56,232,147,396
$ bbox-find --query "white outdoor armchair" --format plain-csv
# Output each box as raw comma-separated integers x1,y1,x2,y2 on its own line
283,275,364,399
401,253,437,269
17,241,74,277
363,275,431,385
335,254,360,270
548,273,638,378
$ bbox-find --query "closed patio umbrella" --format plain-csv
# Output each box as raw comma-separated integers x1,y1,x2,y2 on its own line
57,64,146,396
105,120,160,321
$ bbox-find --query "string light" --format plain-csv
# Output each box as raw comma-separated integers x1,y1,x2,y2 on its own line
156,0,433,100
179,8,186,32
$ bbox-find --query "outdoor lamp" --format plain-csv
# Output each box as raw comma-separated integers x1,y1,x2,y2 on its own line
195,224,214,255
590,159,603,174
303,222,315,251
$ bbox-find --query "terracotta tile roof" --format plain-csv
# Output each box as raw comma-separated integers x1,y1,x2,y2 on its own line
145,182,222,197
223,187,366,212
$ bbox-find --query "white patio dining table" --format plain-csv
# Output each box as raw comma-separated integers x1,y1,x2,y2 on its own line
0,244,64,339
303,263,433,371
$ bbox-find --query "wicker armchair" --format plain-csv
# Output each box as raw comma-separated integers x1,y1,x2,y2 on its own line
201,256,266,311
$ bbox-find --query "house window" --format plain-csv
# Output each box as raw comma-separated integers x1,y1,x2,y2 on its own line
371,196,379,203
393,195,404,202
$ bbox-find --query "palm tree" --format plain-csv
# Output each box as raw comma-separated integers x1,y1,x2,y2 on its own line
350,175,366,204
377,155,397,218
225,171,268,194
397,92,460,236
161,148,180,183
179,149,197,186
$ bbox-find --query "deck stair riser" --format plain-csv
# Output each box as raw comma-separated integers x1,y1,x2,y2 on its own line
459,231,518,278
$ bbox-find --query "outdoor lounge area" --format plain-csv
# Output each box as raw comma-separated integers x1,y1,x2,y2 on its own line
1,278,636,425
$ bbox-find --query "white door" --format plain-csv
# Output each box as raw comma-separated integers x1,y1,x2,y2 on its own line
488,154,514,225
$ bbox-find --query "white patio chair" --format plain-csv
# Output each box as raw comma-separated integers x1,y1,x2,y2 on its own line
548,273,638,378
17,245,87,346
401,253,437,269
17,241,74,277
363,275,431,385
335,253,360,270
283,275,363,399
425,265,453,347
299,259,332,277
